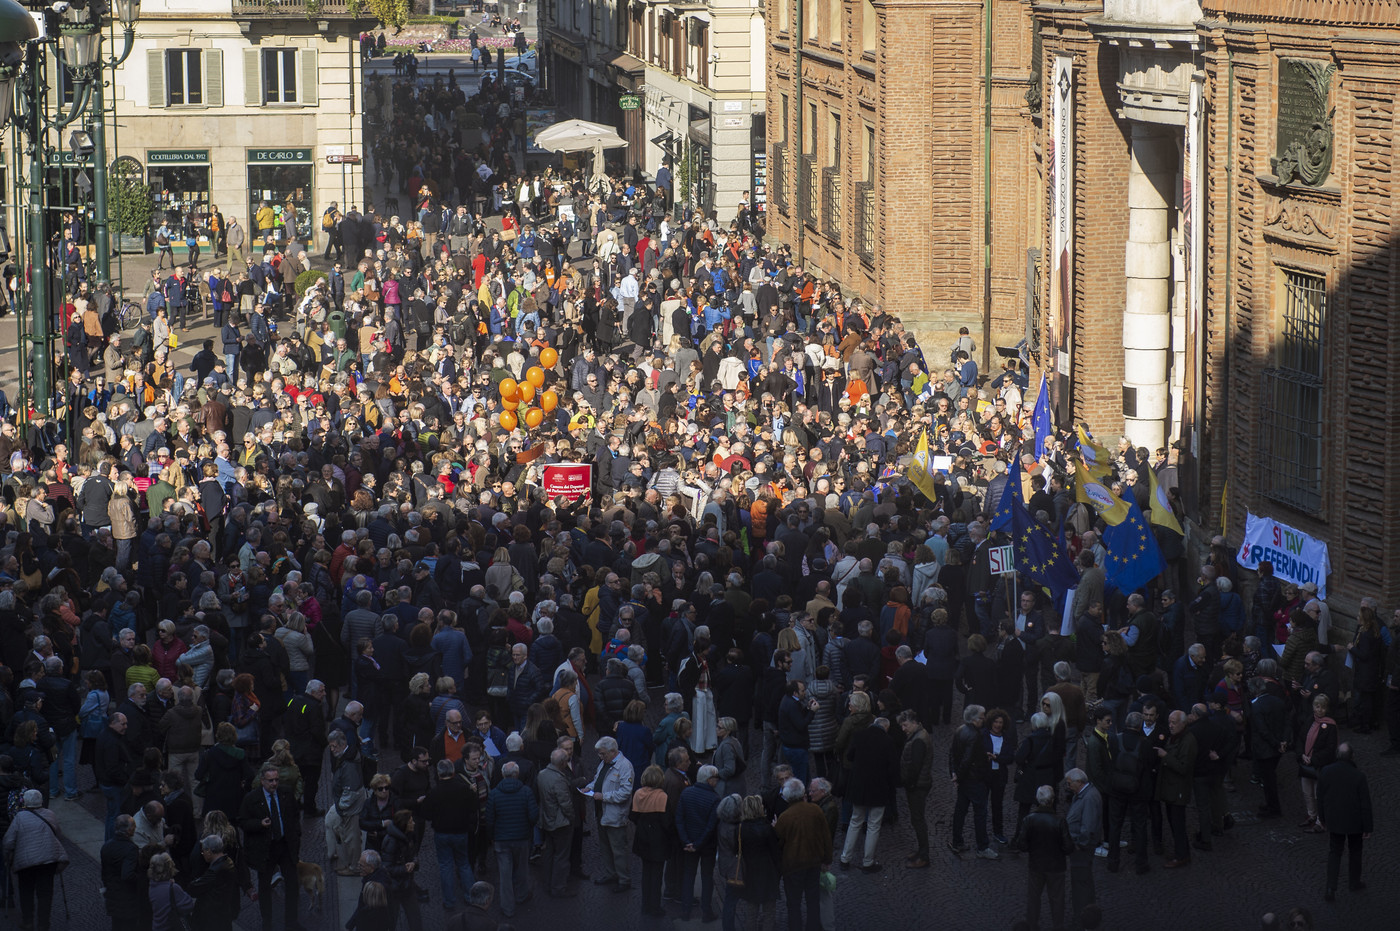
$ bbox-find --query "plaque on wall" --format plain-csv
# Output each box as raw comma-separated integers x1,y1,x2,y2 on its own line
1272,58,1335,187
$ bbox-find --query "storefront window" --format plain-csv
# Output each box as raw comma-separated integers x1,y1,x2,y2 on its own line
145,151,211,249
247,149,314,249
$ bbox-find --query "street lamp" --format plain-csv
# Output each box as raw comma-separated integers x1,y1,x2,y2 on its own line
0,0,101,422
114,0,140,27
89,0,141,287
58,4,103,72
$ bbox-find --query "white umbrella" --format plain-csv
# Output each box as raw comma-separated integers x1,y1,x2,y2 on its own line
534,119,628,190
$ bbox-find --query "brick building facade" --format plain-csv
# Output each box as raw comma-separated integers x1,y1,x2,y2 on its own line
763,0,1041,358
1035,0,1400,619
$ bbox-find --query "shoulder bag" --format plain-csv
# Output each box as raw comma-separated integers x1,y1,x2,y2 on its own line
727,825,745,888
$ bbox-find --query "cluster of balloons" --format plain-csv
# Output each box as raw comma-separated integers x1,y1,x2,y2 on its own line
497,347,560,432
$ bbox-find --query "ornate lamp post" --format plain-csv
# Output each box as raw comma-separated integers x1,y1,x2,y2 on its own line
89,0,140,284
0,0,110,418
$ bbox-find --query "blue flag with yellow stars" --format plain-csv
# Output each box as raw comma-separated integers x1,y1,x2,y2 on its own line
1103,498,1168,594
999,458,1079,597
1033,374,1053,458
988,457,1024,533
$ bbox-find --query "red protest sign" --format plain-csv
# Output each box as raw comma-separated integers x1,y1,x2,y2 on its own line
542,462,592,502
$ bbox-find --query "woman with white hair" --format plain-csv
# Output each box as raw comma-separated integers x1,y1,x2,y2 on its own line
2,789,69,931
147,851,195,931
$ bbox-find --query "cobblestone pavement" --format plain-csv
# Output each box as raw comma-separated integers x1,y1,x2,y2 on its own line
22,711,1399,931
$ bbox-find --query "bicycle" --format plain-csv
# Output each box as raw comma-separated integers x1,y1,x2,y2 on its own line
116,299,145,331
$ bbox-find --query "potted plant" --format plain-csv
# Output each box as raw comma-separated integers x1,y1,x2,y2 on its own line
109,173,151,254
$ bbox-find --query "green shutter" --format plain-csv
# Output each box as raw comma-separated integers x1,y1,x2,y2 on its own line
205,49,223,107
146,49,165,108
300,49,318,107
243,48,261,106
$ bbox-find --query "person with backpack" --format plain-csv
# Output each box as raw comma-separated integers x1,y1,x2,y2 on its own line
155,220,175,270
1099,705,1148,875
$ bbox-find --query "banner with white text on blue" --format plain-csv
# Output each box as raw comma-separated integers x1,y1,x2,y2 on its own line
1235,513,1332,600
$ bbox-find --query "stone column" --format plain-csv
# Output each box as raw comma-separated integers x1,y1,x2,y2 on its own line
1122,122,1176,450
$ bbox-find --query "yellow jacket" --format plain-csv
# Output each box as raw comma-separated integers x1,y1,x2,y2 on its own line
256,205,275,230
582,584,602,655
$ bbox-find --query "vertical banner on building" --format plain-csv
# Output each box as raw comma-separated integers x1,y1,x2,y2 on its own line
1181,78,1204,515
1048,56,1075,422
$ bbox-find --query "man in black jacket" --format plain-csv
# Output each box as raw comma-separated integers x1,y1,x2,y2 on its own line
37,655,81,800
756,650,792,791
188,834,240,931
1248,678,1289,818
1104,711,1152,875
947,704,995,858
1317,743,1374,902
595,659,637,732
239,763,304,931
96,713,134,841
1022,784,1073,931
285,681,329,817
100,814,142,927
115,683,152,760
777,679,816,785
425,758,482,910
1186,702,1229,852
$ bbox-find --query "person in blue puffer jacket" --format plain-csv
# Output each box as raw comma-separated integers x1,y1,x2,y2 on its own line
484,762,540,919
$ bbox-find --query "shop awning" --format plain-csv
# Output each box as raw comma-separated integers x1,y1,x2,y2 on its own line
610,52,646,74
688,117,711,149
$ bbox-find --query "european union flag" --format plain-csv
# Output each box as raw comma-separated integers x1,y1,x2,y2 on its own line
1033,374,1053,458
1103,498,1168,595
988,456,1024,533
1000,458,1079,598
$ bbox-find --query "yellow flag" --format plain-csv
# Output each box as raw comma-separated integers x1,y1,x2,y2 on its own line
1074,454,1131,525
1075,425,1113,480
908,430,939,504
1146,465,1184,537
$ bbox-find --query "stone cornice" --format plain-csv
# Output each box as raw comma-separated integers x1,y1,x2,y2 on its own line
1202,0,1400,28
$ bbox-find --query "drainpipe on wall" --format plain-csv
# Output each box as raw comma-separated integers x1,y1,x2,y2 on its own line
981,0,993,375
793,0,804,266
1217,46,1234,535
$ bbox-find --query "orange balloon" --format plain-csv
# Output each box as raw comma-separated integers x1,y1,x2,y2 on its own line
501,398,520,411
517,381,535,403
498,378,518,400
539,347,559,368
540,389,558,412
526,366,545,388
524,407,544,429
498,410,518,431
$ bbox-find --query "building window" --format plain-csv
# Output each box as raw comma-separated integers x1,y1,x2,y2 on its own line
829,0,841,45
166,49,203,106
856,124,874,263
862,0,876,52
822,167,841,240
263,49,298,105
800,153,818,227
778,0,789,35
1260,269,1326,513
772,145,785,210
805,0,817,40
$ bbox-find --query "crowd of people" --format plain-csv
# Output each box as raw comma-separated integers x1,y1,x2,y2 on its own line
0,57,1383,931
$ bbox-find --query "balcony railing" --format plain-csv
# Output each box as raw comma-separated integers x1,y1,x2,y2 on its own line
800,154,817,228
822,167,841,241
855,181,874,264
232,1,359,15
